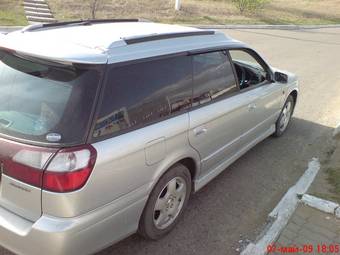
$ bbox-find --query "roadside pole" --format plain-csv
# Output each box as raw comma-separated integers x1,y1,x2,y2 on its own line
175,0,181,10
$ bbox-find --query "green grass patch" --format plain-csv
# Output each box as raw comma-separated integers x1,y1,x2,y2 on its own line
0,0,27,26
0,9,27,26
326,167,340,204
310,192,340,204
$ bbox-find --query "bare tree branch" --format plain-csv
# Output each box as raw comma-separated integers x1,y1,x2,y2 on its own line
90,0,100,19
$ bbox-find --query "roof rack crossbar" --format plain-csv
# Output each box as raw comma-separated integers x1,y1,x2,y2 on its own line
21,19,141,32
123,31,215,45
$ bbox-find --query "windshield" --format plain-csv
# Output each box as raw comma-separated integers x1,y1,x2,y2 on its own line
0,50,102,145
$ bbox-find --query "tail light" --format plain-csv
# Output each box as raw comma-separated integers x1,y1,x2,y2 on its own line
3,144,97,193
43,145,97,192
5,149,55,187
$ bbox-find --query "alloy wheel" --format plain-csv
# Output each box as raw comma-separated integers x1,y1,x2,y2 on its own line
153,176,187,230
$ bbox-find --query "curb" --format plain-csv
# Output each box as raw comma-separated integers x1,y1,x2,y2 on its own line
300,194,340,218
23,0,56,23
241,158,320,255
190,24,340,30
333,122,340,138
1,24,340,34
0,26,22,34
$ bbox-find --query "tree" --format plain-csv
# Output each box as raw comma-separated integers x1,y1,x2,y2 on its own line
90,0,101,19
232,0,269,13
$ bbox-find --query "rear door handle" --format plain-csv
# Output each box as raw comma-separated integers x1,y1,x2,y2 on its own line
193,127,207,136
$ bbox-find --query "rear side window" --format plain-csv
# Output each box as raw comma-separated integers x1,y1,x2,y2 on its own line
0,50,102,145
93,55,192,139
192,51,237,107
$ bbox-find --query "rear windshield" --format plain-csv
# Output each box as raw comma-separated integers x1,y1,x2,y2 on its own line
0,50,102,145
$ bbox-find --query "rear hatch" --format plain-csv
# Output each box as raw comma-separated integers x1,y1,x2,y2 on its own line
0,49,102,221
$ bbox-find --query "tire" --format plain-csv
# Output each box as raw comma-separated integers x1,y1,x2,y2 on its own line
138,164,191,240
273,95,295,137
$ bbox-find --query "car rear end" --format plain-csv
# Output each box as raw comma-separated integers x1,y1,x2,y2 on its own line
0,47,106,254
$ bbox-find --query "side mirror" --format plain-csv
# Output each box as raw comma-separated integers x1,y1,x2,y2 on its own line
274,72,288,83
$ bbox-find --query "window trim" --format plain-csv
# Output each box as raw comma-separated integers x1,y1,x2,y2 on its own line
88,46,274,143
228,48,274,93
90,109,190,143
86,63,109,145
188,49,240,112
0,50,106,148
226,50,241,92
89,54,193,143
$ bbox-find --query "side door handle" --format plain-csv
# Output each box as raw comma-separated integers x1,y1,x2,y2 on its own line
248,103,257,112
193,127,207,136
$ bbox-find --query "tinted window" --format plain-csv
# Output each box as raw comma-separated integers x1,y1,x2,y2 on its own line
229,50,268,90
0,50,102,144
93,56,192,139
192,51,237,107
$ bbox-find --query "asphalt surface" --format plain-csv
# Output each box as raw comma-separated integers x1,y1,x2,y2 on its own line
2,28,340,255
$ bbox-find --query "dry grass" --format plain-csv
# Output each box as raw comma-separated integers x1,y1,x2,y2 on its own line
47,0,340,25
326,166,340,204
1,0,340,25
255,0,340,25
0,0,27,26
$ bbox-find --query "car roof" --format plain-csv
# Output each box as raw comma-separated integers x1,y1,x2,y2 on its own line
0,20,244,64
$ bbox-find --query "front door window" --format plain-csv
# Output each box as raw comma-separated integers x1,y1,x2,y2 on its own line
229,50,269,90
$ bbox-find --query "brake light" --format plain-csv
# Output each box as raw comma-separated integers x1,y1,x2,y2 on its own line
4,161,44,187
43,145,97,192
4,149,55,187
3,144,97,193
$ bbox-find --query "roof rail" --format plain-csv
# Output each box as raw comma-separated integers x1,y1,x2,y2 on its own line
123,30,215,45
21,19,142,32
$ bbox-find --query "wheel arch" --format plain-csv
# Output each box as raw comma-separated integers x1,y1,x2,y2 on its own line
150,155,200,195
138,155,200,228
288,89,298,113
145,153,200,203
289,89,298,104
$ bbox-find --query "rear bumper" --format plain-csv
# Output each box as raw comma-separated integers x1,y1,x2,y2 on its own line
0,196,148,255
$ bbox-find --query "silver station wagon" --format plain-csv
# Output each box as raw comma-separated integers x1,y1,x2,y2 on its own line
0,19,298,255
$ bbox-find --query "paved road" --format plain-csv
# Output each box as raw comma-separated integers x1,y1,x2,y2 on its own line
276,204,340,250
1,28,340,255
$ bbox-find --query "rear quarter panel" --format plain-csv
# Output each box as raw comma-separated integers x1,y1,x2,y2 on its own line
41,113,200,218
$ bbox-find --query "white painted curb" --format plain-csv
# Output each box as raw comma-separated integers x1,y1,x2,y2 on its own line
0,26,22,34
301,194,340,218
191,24,340,30
241,158,320,255
333,122,340,138
335,208,340,218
